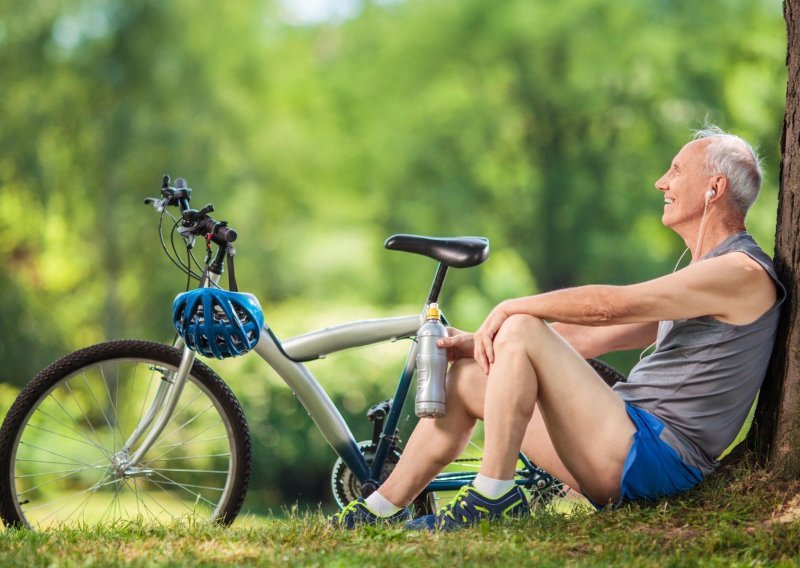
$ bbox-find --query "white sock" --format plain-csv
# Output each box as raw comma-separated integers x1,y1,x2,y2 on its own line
364,491,401,517
473,473,515,499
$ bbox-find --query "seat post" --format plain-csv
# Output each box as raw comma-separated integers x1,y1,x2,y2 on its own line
427,262,449,305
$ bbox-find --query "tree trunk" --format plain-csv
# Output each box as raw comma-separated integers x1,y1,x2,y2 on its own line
753,0,800,477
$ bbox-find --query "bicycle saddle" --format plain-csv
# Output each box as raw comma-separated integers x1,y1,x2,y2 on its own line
384,234,490,268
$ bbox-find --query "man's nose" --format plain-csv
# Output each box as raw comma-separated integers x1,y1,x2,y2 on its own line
655,175,668,191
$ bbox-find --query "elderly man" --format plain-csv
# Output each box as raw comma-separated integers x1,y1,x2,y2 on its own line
332,125,784,530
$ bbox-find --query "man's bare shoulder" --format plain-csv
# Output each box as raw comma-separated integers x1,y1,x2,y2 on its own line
699,251,773,286
698,251,777,324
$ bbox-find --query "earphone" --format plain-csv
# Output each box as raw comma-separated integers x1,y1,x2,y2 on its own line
694,188,717,258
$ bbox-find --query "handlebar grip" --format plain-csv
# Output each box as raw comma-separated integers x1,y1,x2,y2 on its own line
216,225,238,243
197,217,238,243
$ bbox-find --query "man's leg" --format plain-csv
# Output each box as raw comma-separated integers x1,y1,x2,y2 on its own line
377,357,595,506
482,314,635,502
377,358,481,507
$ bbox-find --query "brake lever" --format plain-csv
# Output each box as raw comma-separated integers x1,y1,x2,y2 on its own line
143,197,169,213
177,226,196,248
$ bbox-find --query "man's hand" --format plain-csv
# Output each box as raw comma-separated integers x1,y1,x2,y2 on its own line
473,302,513,374
437,328,475,362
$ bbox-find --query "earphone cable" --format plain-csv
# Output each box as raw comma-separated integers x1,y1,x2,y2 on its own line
639,191,714,361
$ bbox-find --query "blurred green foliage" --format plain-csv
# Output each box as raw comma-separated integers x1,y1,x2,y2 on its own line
0,0,786,513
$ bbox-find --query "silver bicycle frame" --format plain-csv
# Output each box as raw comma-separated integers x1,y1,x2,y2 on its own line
122,308,422,481
254,316,421,480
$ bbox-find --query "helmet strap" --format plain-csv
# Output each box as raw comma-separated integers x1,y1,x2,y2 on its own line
226,245,239,292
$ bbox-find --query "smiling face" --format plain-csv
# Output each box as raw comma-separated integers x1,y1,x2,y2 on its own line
655,139,714,231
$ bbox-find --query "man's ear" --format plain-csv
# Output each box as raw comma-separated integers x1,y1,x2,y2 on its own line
708,175,728,201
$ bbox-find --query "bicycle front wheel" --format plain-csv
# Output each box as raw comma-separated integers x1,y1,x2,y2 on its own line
0,340,251,529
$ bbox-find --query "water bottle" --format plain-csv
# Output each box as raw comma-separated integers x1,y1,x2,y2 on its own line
415,303,449,418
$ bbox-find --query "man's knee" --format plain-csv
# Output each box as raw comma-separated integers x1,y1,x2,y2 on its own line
494,314,547,353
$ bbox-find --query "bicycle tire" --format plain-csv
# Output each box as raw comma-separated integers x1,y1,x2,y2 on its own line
587,357,627,387
0,340,252,529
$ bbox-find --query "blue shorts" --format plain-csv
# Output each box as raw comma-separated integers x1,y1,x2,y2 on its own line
589,403,703,509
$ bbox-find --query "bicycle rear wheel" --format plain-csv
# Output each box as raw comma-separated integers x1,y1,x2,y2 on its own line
0,340,251,529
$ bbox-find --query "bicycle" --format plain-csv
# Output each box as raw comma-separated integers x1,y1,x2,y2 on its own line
0,176,626,529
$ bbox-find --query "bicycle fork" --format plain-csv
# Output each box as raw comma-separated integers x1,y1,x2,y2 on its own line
111,342,196,478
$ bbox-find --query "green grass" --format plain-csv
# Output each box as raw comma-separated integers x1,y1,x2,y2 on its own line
1,457,799,567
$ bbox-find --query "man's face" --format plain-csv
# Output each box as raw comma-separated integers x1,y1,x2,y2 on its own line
655,139,713,230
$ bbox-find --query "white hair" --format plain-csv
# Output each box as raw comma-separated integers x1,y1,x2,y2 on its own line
692,124,763,216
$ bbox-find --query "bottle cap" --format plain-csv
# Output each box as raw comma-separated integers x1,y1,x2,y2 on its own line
425,303,441,320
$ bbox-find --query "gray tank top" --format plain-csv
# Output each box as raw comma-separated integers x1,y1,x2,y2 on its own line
613,232,785,476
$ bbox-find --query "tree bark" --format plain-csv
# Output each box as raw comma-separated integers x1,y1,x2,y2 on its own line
753,0,800,477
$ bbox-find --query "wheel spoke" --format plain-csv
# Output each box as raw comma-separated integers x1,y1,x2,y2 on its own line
149,472,227,494
98,363,122,452
157,401,215,445
129,477,165,520
135,362,157,438
29,407,112,455
17,459,108,496
62,381,112,458
149,471,221,507
147,453,231,462
17,458,97,466
146,421,225,464
25,473,117,515
167,388,206,426
23,423,113,454
148,436,229,452
47,391,111,458
150,468,229,474
97,482,120,524
16,465,105,479
18,441,109,471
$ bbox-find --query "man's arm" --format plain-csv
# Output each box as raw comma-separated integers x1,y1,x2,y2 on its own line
474,252,776,372
551,322,659,359
502,252,774,326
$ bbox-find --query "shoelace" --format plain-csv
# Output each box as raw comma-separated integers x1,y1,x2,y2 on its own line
336,499,364,522
435,485,473,525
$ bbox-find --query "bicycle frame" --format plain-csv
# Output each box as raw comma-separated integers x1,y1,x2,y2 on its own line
257,315,423,485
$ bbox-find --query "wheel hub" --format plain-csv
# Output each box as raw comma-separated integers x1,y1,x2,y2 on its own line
110,451,153,478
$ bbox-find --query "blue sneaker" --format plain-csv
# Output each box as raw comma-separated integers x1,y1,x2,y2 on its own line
328,497,411,529
405,484,528,532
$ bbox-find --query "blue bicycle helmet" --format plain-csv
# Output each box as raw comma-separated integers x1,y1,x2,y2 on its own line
173,288,265,359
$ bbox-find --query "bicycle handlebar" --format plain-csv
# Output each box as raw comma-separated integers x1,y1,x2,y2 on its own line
144,175,238,246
